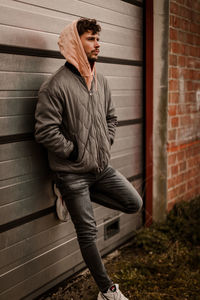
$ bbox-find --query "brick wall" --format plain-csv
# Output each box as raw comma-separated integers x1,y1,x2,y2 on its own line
168,0,200,209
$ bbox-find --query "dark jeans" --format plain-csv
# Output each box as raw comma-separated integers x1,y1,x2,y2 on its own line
55,165,143,292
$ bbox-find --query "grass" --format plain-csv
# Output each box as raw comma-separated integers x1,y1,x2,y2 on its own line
38,196,200,300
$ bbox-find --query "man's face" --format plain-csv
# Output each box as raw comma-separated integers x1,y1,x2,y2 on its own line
80,30,100,63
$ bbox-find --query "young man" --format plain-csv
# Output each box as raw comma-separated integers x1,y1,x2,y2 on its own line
35,18,142,300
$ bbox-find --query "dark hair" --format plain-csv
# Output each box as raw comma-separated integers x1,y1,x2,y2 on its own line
77,18,101,36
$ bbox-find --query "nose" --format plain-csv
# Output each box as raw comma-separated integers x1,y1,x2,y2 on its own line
95,39,100,48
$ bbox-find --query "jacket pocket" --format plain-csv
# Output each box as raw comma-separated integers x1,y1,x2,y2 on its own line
68,139,79,162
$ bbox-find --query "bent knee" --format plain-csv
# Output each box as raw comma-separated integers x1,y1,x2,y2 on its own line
126,196,143,214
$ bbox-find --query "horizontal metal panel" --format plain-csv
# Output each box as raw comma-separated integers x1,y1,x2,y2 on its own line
0,141,41,162
0,98,142,136
0,115,34,136
0,175,48,206
0,72,48,91
0,97,36,117
0,151,48,181
0,123,142,206
111,149,143,178
0,123,142,162
0,213,141,299
79,0,142,17
0,93,142,121
0,248,83,300
0,1,143,47
0,53,63,74
116,105,142,121
0,213,56,250
0,72,142,91
97,64,142,77
0,236,79,293
0,222,76,274
1,137,142,182
0,90,38,98
0,25,142,61
0,206,118,274
12,0,143,30
0,53,142,77
112,90,142,107
0,91,141,118
112,124,143,154
0,182,54,226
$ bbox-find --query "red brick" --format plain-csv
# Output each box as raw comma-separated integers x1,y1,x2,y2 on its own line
187,57,199,69
169,92,179,104
180,19,190,31
170,67,179,78
185,0,193,8
190,46,198,57
168,178,175,189
193,70,200,80
169,79,179,91
168,188,178,201
170,42,180,54
168,129,177,141
180,44,189,56
168,153,177,165
186,148,194,158
176,173,185,185
177,104,186,115
171,164,179,176
186,33,194,45
180,115,191,126
194,35,200,46
183,69,194,80
170,28,178,40
187,178,196,190
179,161,186,172
188,157,195,168
177,151,185,162
178,56,186,67
179,6,192,20
178,183,186,194
170,2,179,14
178,31,186,43
185,81,194,92
175,0,185,5
169,54,178,66
168,104,177,116
193,2,200,11
171,116,179,128
190,23,200,34
170,15,181,28
194,81,200,91
185,92,195,103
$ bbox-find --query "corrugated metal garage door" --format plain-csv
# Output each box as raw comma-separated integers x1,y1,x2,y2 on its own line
0,0,144,299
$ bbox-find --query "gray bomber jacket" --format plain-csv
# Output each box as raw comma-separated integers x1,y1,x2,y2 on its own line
35,62,117,174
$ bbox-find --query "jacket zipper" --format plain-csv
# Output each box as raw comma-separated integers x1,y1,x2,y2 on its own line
89,89,102,173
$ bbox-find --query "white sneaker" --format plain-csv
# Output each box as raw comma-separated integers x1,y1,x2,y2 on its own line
53,183,69,222
97,284,129,300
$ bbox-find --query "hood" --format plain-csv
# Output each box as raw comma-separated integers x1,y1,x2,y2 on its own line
58,20,96,91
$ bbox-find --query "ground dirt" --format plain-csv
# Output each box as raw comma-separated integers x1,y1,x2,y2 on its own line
37,197,200,300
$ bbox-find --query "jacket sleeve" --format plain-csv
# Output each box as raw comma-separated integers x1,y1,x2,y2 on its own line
104,78,118,145
35,87,74,159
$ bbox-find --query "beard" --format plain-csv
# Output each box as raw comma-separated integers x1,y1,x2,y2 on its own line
88,56,98,69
